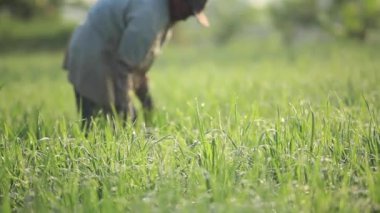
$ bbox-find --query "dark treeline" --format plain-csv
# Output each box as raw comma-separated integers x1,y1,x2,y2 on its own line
270,0,380,41
0,0,64,19
0,0,379,46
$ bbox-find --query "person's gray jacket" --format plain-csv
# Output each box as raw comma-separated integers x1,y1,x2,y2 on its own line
63,0,171,107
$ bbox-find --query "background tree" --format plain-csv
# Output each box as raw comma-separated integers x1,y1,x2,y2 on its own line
269,0,320,44
269,0,380,42
209,0,257,45
321,0,380,40
0,0,63,19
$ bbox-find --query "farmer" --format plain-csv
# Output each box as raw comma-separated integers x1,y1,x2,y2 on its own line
63,0,209,126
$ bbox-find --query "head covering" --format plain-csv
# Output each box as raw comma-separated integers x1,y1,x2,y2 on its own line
185,0,209,27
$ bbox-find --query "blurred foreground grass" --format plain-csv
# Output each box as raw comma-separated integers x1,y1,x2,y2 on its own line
0,39,379,212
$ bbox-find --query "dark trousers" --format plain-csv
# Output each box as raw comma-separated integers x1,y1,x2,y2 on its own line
73,73,153,129
75,89,101,129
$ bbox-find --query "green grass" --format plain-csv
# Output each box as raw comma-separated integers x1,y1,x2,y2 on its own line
0,41,379,212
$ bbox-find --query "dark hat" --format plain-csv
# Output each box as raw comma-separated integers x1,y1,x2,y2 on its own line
185,0,209,27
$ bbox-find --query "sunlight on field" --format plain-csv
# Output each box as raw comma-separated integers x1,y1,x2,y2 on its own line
0,42,379,212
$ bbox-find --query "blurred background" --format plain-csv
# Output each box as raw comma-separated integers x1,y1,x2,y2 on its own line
0,0,379,120
1,2,380,212
0,0,379,53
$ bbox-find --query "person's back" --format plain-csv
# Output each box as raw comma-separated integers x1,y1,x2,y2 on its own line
85,0,128,41
84,0,170,49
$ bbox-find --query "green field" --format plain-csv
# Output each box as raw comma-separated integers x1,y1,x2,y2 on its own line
0,41,379,212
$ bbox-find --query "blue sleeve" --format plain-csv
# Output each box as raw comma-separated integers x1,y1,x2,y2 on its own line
117,14,157,69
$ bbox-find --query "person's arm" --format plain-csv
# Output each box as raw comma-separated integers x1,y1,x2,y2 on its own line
117,14,157,72
113,11,158,118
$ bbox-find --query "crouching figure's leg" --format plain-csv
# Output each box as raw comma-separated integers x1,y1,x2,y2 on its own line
114,72,137,124
131,73,154,125
74,89,98,131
